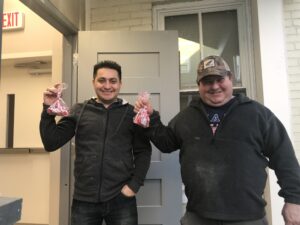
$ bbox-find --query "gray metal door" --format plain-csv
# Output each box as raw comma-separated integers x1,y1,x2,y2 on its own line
77,31,182,225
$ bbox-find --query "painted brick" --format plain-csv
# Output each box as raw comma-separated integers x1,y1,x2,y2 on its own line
285,0,294,4
291,118,300,127
291,74,300,81
289,83,300,90
289,82,300,91
131,0,152,3
288,66,300,74
90,21,119,30
288,58,299,66
119,18,142,26
91,7,119,15
142,17,152,25
285,19,293,26
141,3,152,10
286,34,300,42
294,19,300,25
130,24,153,30
293,120,300,127
293,142,300,156
289,97,300,105
291,121,300,127
285,3,300,11
94,12,131,22
288,50,300,58
285,11,292,19
119,3,148,12
292,11,300,18
291,106,300,115
290,88,300,95
91,0,132,8
293,142,300,151
286,43,295,50
91,7,120,22
286,27,297,34
130,11,152,19
115,26,131,31
290,91,300,99
292,124,300,131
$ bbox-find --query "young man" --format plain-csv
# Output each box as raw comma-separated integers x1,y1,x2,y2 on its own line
40,60,152,225
135,55,300,225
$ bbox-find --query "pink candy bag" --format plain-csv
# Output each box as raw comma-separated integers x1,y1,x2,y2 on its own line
47,83,69,116
133,92,150,128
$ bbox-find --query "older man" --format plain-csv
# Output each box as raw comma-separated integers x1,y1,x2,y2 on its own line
135,55,300,225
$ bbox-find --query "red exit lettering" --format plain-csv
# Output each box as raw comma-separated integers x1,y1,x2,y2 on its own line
2,12,24,30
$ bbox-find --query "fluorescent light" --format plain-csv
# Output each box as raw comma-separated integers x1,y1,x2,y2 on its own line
28,68,51,75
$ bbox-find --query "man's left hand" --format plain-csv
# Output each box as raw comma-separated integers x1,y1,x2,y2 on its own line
282,202,300,225
121,184,136,197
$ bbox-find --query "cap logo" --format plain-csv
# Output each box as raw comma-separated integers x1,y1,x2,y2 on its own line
203,59,215,69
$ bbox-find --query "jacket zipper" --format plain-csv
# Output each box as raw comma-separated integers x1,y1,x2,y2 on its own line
198,104,215,137
98,109,109,201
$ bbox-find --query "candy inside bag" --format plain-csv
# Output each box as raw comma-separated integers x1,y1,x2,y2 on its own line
47,83,69,116
133,91,150,128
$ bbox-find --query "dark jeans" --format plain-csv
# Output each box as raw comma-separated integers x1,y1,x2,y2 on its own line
180,211,268,225
71,193,138,225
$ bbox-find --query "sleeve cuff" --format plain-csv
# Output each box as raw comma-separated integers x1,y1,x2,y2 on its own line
127,179,142,193
41,104,54,118
285,198,300,205
149,110,160,127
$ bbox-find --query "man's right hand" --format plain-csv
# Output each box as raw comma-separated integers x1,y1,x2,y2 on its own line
43,84,60,106
134,97,154,115
282,202,300,225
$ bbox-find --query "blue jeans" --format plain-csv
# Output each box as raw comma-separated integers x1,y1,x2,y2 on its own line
71,193,138,225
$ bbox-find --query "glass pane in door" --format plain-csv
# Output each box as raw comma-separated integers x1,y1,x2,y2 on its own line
202,10,241,86
165,14,200,90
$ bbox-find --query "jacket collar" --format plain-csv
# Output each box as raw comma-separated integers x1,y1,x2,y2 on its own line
90,97,129,108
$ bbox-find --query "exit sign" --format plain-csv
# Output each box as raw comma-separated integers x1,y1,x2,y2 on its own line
2,12,25,31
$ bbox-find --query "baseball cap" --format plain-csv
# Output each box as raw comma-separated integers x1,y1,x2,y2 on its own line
197,55,231,84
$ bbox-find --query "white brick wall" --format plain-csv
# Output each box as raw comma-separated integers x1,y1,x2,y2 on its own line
284,0,300,159
89,0,153,30
88,0,193,30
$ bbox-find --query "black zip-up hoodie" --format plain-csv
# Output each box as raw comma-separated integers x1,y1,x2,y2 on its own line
40,98,151,202
148,94,300,221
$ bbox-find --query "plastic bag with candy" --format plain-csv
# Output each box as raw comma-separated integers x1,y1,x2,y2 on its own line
47,83,69,116
133,91,150,128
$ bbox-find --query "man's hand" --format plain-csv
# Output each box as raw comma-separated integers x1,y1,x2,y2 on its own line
282,202,300,225
43,84,60,106
134,98,153,115
121,184,136,197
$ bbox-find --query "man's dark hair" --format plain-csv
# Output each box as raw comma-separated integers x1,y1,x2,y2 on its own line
93,60,122,80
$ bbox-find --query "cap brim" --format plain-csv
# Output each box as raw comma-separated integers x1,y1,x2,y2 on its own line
197,69,227,82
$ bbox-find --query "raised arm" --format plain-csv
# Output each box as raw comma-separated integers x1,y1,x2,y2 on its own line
134,97,180,153
39,84,76,151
